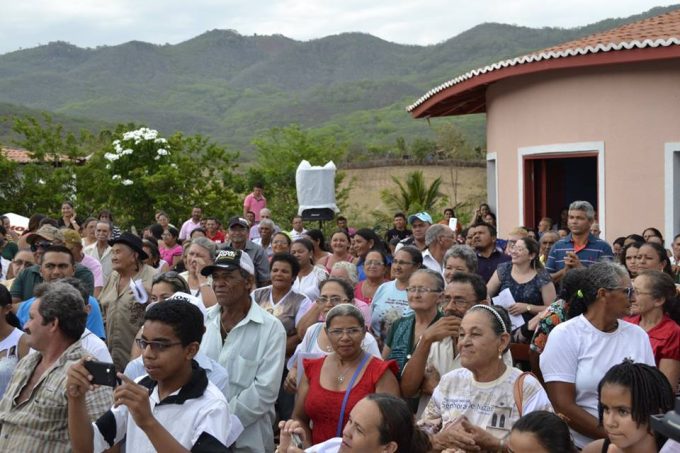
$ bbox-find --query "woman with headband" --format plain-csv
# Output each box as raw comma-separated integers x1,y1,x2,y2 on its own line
418,304,552,452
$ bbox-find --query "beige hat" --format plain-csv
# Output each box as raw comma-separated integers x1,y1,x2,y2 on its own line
26,225,65,245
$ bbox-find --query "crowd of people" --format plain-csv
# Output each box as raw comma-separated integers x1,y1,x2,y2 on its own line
0,188,678,452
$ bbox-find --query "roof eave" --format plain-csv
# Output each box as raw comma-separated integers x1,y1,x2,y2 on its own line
410,44,680,119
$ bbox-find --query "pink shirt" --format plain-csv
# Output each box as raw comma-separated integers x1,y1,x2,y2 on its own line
243,193,267,221
160,244,183,265
80,254,103,288
179,218,201,241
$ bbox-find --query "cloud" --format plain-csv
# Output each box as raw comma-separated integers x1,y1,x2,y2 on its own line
0,0,677,54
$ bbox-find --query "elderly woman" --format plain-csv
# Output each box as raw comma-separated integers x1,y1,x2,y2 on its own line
443,245,477,283
318,230,354,273
354,249,387,305
291,238,328,302
179,237,217,307
292,303,400,445
419,305,551,451
254,218,275,258
625,270,680,391
99,232,156,371
279,393,431,453
80,217,98,248
370,246,422,348
284,278,381,394
487,237,556,342
540,261,655,449
271,231,292,257
383,269,444,373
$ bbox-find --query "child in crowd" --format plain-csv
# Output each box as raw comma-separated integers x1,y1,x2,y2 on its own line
583,360,674,453
66,298,232,452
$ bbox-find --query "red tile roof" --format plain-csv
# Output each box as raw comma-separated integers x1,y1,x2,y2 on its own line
408,8,680,116
1,148,33,163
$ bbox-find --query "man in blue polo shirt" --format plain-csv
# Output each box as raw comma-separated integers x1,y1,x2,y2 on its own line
545,200,613,282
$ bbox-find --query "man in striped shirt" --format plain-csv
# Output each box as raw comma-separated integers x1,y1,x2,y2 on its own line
545,200,613,282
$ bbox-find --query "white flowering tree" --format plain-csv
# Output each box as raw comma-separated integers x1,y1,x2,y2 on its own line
80,126,242,228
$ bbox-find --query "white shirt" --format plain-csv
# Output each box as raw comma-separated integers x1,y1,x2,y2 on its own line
422,249,444,276
84,243,113,282
91,366,231,452
292,266,328,302
290,228,308,241
418,366,552,439
540,315,655,448
200,301,286,453
80,329,112,363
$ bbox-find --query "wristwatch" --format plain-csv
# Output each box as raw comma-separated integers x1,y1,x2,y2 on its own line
526,304,532,313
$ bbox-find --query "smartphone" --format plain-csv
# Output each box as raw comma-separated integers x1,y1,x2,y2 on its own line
84,360,119,387
291,433,303,449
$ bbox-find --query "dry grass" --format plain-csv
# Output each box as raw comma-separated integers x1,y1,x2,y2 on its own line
339,165,487,226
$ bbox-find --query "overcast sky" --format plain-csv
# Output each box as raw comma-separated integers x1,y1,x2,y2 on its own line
1,0,677,55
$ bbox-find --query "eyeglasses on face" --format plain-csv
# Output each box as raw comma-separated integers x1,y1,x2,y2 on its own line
135,338,183,352
440,295,474,307
317,296,348,305
392,259,414,266
606,286,634,300
406,286,442,294
326,327,364,338
364,260,384,267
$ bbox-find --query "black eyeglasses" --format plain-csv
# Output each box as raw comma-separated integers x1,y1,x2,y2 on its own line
30,241,53,252
135,338,183,352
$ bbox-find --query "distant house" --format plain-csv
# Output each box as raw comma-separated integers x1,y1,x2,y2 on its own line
1,147,88,165
408,9,680,245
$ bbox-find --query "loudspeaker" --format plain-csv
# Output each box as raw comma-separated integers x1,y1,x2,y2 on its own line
300,208,335,222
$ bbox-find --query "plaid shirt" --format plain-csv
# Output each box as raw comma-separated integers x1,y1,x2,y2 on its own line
0,340,113,452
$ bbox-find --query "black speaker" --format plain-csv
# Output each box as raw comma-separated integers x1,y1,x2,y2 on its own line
300,208,335,221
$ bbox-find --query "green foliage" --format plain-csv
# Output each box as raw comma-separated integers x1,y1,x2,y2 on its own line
380,170,447,214
3,115,242,229
247,124,348,226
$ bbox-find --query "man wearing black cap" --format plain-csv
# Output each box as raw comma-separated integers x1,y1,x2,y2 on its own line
98,232,156,371
219,217,270,288
200,249,286,453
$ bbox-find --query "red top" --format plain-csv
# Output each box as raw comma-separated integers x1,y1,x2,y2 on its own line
207,230,226,244
624,314,680,364
303,355,398,445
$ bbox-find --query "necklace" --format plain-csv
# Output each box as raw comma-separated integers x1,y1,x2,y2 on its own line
336,354,363,384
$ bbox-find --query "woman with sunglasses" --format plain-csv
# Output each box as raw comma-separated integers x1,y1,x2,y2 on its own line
540,261,655,449
291,303,399,445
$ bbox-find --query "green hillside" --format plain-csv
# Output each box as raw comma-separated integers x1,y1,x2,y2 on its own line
0,5,676,156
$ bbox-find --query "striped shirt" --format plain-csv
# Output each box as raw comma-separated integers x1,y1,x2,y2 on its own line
545,233,613,273
0,340,113,452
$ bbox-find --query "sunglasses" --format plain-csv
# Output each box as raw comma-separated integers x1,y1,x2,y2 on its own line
30,241,53,252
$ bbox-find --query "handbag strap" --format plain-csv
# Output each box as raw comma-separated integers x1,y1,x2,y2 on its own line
513,371,535,417
336,353,371,437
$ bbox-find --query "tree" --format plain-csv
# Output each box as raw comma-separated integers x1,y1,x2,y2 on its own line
248,124,348,225
78,126,242,228
380,170,447,214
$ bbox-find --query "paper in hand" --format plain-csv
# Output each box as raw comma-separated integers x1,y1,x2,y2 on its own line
492,288,525,331
130,279,148,304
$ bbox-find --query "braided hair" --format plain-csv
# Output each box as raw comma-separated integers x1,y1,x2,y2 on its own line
598,360,674,450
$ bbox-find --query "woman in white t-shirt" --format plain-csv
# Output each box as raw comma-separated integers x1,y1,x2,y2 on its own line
540,261,655,449
0,286,28,398
418,304,552,452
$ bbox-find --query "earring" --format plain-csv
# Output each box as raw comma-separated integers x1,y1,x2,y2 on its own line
498,350,502,359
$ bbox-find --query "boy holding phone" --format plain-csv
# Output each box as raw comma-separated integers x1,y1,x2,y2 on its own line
66,298,232,452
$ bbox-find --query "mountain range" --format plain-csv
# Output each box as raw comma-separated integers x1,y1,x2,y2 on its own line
0,5,677,156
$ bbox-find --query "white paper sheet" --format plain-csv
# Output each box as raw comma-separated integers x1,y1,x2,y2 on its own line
491,288,525,331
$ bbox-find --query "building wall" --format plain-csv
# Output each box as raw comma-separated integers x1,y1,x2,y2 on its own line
486,59,680,241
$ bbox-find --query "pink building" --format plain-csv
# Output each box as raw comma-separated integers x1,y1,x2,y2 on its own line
408,9,680,245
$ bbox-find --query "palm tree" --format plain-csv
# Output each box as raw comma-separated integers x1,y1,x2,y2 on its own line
380,170,446,214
